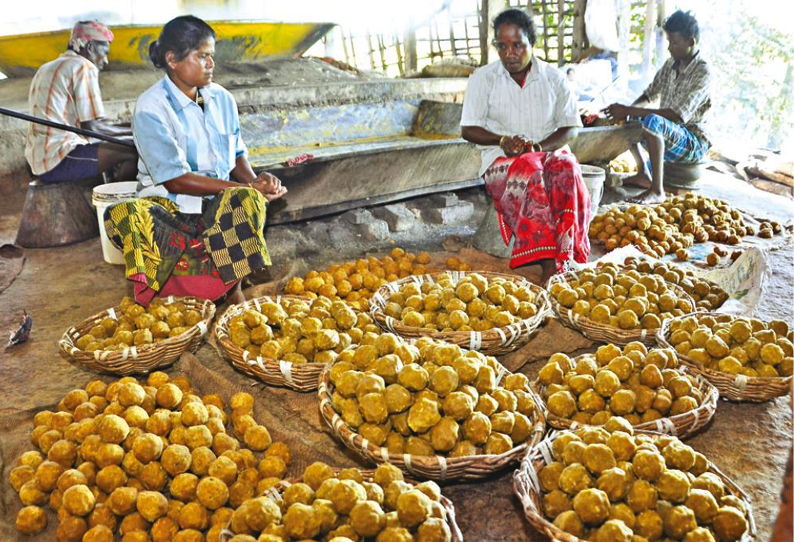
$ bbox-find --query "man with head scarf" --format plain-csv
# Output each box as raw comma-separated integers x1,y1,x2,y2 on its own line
25,20,137,183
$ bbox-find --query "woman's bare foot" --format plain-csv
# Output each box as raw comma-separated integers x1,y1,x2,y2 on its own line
226,282,246,305
621,172,652,189
628,188,666,205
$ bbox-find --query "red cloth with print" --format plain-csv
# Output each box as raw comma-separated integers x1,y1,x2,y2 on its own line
483,150,591,271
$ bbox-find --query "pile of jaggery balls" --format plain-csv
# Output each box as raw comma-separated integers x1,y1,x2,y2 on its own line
538,422,750,542
283,248,471,311
225,462,453,542
11,374,290,542
74,298,204,353
328,333,538,457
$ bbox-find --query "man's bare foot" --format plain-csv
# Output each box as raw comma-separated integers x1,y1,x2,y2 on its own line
621,172,652,189
539,259,557,285
628,189,666,205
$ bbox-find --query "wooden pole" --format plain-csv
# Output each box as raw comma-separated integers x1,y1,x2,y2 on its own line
557,0,565,65
479,0,505,66
642,0,656,79
572,0,586,62
448,5,459,57
542,0,550,60
404,18,418,73
655,0,666,70
617,0,630,78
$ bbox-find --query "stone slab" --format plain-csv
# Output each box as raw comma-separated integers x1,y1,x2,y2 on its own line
429,192,459,207
371,203,416,232
423,201,474,224
342,208,374,225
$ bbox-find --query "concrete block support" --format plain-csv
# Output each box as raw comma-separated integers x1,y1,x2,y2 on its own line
423,201,474,225
429,193,459,207
343,208,374,225
372,204,416,232
359,219,390,241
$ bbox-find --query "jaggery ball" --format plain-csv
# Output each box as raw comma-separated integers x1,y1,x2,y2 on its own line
138,462,167,492
656,469,691,503
93,463,127,493
107,486,138,515
16,505,48,535
553,510,584,537
83,525,114,542
633,449,665,481
559,464,592,496
155,384,183,409
284,482,315,506
57,515,88,542
712,506,748,542
169,473,199,502
664,505,698,539
133,433,164,464
196,476,230,510
62,484,95,516
374,463,405,488
350,500,386,537
161,444,192,476
283,503,321,539
686,488,720,524
243,425,272,451
573,488,610,525
178,501,210,530
246,496,282,531
10,465,35,492
150,518,179,542
396,489,432,527
137,490,168,522
304,461,335,491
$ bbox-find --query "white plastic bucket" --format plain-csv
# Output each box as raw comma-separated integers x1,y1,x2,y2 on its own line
92,181,138,265
580,164,605,216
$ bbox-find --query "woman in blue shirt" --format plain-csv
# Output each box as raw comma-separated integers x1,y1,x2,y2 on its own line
105,16,285,306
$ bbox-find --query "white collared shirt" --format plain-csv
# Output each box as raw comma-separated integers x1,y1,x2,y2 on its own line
461,57,581,176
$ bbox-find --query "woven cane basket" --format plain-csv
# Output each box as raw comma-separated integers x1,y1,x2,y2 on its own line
531,353,718,439
318,358,547,481
514,429,756,542
215,295,336,392
58,296,215,376
369,271,552,355
547,271,698,347
219,468,463,542
658,313,793,402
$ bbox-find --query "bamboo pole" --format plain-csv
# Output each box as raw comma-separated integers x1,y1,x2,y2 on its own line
557,0,565,65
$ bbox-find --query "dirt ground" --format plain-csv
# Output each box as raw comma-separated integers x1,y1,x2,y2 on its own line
0,174,792,541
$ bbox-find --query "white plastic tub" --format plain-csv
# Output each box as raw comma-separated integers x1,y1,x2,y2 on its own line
580,164,606,216
92,181,138,265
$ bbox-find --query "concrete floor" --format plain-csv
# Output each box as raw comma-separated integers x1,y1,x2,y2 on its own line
0,173,792,541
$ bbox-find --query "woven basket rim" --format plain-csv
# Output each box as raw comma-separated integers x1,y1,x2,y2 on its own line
530,352,719,438
58,296,215,374
317,348,547,480
657,312,793,400
514,428,757,542
219,468,464,542
547,270,699,343
368,270,552,352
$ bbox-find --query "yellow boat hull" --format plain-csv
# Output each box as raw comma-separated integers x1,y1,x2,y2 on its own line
0,21,334,77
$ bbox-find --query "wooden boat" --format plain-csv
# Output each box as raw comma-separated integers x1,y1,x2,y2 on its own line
0,20,334,77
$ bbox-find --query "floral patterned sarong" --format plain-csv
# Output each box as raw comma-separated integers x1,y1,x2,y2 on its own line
483,150,591,272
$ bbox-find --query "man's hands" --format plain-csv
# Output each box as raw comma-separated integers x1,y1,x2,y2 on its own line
499,135,534,157
251,171,287,201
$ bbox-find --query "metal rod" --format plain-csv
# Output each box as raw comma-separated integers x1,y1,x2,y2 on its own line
0,106,136,148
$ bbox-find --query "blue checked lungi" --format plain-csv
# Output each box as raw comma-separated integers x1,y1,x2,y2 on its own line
641,113,709,164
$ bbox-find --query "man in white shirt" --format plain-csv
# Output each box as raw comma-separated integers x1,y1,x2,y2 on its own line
25,21,137,183
461,8,590,283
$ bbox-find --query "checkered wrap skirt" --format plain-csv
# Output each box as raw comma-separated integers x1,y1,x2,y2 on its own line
104,187,270,305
